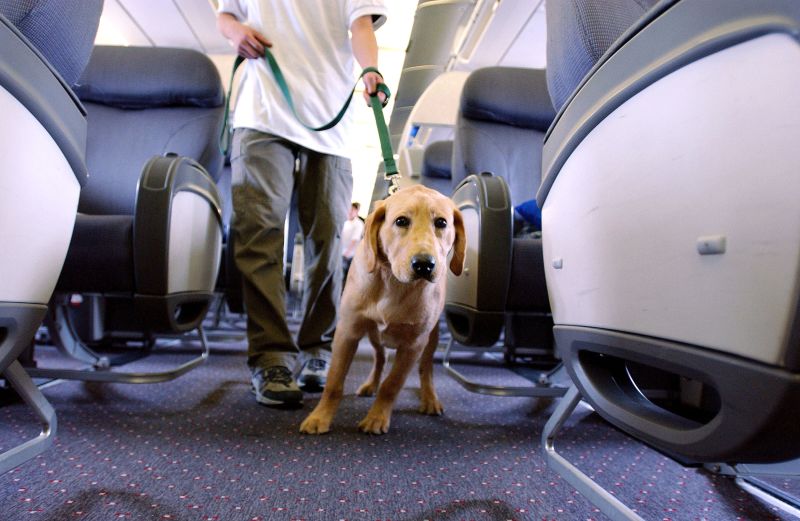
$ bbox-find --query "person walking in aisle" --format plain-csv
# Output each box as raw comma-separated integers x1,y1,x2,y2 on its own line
217,0,388,406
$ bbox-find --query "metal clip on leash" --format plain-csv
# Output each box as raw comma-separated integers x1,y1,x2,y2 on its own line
220,53,401,198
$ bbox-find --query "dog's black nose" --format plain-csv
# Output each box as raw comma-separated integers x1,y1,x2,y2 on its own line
411,254,436,281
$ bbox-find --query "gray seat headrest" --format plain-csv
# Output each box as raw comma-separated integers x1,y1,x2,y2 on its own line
74,46,224,109
460,67,555,132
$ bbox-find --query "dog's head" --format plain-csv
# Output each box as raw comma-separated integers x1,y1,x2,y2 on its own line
364,185,466,283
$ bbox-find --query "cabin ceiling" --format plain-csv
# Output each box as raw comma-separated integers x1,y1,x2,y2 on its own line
95,0,416,56
91,1,548,211
95,0,229,52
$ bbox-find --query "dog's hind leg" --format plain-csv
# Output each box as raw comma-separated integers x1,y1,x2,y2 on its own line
356,329,385,397
418,326,443,415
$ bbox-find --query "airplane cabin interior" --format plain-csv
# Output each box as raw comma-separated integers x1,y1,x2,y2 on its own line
1,0,799,519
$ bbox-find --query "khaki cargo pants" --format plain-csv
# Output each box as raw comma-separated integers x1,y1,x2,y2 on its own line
230,129,352,371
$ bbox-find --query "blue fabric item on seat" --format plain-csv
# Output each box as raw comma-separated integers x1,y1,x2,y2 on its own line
0,0,102,87
515,199,542,230
546,0,660,111
73,46,224,109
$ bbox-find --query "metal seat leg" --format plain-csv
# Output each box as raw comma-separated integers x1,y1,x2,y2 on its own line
0,361,57,474
542,385,643,521
442,337,567,397
28,326,210,384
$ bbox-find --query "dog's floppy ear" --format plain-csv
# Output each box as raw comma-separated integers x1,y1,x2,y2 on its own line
364,200,386,272
449,207,466,276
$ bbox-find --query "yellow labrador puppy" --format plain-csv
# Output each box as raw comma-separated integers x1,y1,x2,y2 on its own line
300,185,466,435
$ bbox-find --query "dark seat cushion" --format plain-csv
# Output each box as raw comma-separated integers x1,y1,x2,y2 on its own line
419,140,454,195
506,237,549,312
546,0,660,111
78,103,225,214
72,46,225,215
452,67,555,207
56,214,135,293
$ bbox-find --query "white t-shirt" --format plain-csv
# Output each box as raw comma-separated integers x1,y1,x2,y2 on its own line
218,0,388,157
341,217,364,259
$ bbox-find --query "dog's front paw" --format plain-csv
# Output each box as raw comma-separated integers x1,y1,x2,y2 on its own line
299,413,332,435
419,396,444,416
358,412,391,434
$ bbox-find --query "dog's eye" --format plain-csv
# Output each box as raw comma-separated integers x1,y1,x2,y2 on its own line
395,216,410,227
434,217,447,229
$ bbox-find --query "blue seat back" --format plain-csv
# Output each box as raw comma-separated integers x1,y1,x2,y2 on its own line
546,0,660,111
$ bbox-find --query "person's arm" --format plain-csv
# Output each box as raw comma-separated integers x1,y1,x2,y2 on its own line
350,15,387,105
217,12,272,59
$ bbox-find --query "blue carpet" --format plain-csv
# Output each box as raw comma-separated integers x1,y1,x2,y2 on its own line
0,320,797,520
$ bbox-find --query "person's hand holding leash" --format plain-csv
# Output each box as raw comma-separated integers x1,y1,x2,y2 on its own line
218,13,272,59
362,70,387,107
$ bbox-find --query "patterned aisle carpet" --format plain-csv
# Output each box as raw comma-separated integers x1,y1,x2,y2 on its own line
1,321,798,520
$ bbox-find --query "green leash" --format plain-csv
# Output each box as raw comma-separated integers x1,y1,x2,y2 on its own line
220,48,400,195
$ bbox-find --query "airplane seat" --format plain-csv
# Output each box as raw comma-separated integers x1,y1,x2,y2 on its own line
0,0,102,473
419,140,453,195
450,66,554,206
444,67,563,396
35,45,225,382
74,45,225,209
539,0,800,517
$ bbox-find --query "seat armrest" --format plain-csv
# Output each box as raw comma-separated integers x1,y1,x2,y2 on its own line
132,154,223,332
134,154,223,295
445,173,513,346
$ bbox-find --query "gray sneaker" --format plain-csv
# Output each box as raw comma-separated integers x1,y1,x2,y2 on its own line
297,357,329,392
251,366,303,407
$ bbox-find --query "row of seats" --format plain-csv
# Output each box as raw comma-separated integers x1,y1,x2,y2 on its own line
415,67,560,393
5,4,800,518
428,0,800,517
0,1,229,471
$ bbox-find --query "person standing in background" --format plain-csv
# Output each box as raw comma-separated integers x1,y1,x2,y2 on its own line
341,202,364,284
